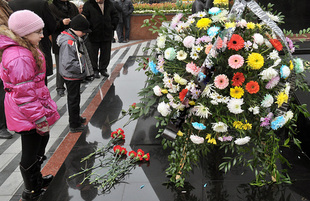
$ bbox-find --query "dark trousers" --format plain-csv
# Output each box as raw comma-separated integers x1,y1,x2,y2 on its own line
55,54,65,92
0,80,6,130
64,79,81,128
117,16,131,42
88,40,112,73
20,130,49,169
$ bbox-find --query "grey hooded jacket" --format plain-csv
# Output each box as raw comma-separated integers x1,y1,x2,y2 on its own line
57,29,91,80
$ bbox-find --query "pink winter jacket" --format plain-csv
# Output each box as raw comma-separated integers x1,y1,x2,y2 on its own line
0,33,60,133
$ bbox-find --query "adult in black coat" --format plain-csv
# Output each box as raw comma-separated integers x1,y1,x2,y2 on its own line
49,0,79,97
115,0,134,43
8,0,56,85
192,0,213,14
82,0,119,78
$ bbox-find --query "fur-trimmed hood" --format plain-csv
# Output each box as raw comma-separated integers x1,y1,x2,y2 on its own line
0,25,23,51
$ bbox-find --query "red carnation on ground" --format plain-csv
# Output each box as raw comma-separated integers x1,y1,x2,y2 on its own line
232,72,245,86
111,128,125,139
137,149,144,156
129,151,137,158
142,153,150,161
245,81,260,94
269,39,283,51
227,34,244,51
179,89,188,101
113,145,122,154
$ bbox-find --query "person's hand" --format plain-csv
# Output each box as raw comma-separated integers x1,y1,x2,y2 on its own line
36,120,50,136
63,18,71,26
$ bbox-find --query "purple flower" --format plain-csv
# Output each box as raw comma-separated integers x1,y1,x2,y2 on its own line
265,76,280,89
195,35,212,44
286,37,295,53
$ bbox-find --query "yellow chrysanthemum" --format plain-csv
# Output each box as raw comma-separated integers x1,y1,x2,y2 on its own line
242,122,252,130
225,22,236,29
188,100,196,105
275,91,288,108
289,60,294,70
205,134,211,140
161,89,168,94
247,22,256,29
233,121,243,129
177,130,184,137
255,23,262,29
196,18,212,30
208,138,217,145
247,53,264,70
213,0,229,5
230,86,244,99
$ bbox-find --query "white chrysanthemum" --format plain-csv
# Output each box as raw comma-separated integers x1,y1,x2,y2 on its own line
157,35,166,49
261,94,274,108
163,76,173,89
194,103,212,119
186,81,197,91
168,84,180,93
157,101,171,117
234,136,251,145
166,93,174,101
196,11,206,18
237,19,247,28
212,122,228,133
210,100,219,105
269,50,279,60
176,50,187,61
248,106,260,115
190,135,204,144
284,110,294,123
266,12,280,22
227,98,244,114
153,85,162,96
186,18,195,24
253,33,264,45
260,67,278,80
193,45,203,52
190,50,199,60
201,84,215,97
174,35,183,42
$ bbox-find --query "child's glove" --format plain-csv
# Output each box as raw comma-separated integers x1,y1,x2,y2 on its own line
36,120,50,136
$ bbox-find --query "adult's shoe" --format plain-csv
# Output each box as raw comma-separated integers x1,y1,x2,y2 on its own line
125,39,129,43
0,129,13,139
94,71,100,79
100,71,109,77
70,124,86,133
80,116,87,124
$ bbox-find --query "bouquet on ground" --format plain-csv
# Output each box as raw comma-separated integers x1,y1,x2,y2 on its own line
129,0,310,187
69,128,150,193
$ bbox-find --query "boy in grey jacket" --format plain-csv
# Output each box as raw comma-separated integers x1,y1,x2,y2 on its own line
57,14,92,132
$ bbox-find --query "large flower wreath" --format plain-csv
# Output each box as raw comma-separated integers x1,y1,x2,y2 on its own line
128,0,310,187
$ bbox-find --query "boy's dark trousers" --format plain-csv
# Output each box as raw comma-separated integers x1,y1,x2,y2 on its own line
64,79,82,128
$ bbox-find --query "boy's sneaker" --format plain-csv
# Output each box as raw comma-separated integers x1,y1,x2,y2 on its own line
70,124,86,133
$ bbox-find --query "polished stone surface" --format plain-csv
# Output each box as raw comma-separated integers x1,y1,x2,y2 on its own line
41,57,310,201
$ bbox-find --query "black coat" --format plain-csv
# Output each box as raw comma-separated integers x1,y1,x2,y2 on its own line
114,0,134,23
49,0,79,54
8,0,56,76
82,0,119,42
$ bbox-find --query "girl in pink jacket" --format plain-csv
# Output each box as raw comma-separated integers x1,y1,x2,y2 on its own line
0,10,60,201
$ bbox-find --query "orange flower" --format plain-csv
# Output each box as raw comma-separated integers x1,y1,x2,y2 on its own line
227,34,244,51
232,72,245,86
179,89,188,101
245,81,260,94
269,39,283,51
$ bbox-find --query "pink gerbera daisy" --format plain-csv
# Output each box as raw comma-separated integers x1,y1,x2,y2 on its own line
214,74,229,89
228,54,244,69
